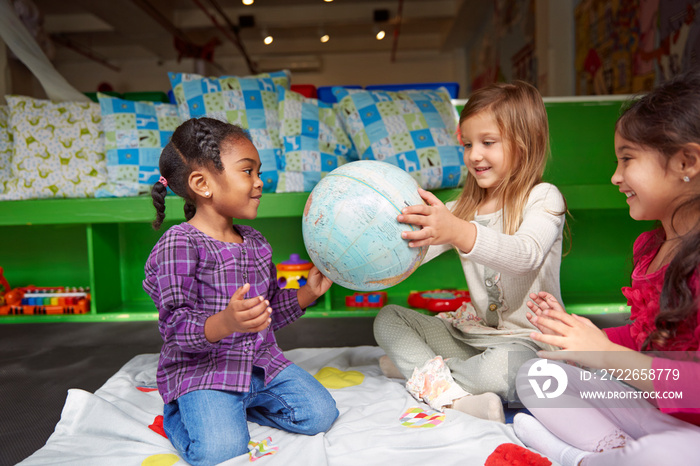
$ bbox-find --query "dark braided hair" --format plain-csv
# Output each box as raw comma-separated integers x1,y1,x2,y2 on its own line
150,117,252,229
616,69,700,350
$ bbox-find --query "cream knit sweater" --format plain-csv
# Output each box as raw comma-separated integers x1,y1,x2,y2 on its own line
422,182,566,350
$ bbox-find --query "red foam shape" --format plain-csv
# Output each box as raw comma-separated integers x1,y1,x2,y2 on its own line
485,443,552,466
148,415,168,439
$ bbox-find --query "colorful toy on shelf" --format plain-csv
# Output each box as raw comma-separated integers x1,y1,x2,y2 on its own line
276,254,313,290
0,267,90,316
407,289,470,313
0,267,10,306
345,291,388,308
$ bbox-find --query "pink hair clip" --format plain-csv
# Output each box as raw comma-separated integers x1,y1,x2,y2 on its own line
159,176,168,188
454,128,463,146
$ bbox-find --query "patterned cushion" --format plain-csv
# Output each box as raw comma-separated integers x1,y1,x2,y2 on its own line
95,93,180,197
2,96,107,200
0,106,13,196
276,86,357,193
169,70,291,193
333,87,466,189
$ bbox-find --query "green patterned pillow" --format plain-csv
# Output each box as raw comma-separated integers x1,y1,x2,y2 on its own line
3,96,107,200
95,93,179,197
333,87,466,190
169,70,290,193
276,86,357,193
0,106,12,197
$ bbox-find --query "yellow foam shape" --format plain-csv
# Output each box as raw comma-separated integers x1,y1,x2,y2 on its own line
314,366,364,389
141,453,180,466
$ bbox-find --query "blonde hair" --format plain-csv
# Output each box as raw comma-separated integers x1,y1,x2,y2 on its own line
451,81,550,234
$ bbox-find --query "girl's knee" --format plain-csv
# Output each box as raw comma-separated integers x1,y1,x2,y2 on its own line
183,435,249,466
515,358,540,405
373,305,405,341
303,392,339,434
374,305,401,326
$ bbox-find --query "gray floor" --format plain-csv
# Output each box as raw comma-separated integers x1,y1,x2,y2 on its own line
0,313,628,465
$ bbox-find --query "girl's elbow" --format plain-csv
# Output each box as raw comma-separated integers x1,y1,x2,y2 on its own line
511,254,546,275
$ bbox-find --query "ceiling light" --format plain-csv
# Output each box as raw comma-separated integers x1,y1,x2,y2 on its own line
262,28,273,45
376,30,386,40
242,0,254,5
318,26,329,43
324,0,333,2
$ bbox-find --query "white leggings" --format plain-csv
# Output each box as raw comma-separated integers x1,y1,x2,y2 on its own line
516,359,700,465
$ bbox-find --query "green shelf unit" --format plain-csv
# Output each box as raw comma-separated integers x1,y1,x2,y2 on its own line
0,98,642,324
0,193,311,226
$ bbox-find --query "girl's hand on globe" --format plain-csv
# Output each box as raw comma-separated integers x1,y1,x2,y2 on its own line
398,188,476,253
297,266,332,309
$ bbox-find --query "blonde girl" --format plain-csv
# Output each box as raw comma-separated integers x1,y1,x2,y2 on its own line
373,81,566,422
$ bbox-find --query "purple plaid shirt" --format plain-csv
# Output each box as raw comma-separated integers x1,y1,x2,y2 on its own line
143,223,304,404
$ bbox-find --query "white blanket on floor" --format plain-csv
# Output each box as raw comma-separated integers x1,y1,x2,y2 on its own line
19,346,556,465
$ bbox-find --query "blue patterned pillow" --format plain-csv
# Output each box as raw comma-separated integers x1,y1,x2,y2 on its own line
169,71,290,193
276,86,357,193
95,93,179,197
333,87,466,189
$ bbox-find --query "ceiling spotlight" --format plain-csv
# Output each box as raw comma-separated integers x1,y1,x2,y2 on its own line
318,26,329,43
262,28,273,45
324,0,333,2
242,0,253,5
373,8,389,40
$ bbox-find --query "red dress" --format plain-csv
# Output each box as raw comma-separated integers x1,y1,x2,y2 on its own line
603,229,700,425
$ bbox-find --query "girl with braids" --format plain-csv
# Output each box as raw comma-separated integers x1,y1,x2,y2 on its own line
514,70,700,465
143,117,337,466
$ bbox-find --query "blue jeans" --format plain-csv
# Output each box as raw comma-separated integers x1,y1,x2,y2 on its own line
163,364,338,466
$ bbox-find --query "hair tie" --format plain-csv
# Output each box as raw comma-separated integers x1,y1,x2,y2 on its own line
454,128,463,146
159,176,168,188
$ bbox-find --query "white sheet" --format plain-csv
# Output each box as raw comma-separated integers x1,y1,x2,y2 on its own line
19,346,557,465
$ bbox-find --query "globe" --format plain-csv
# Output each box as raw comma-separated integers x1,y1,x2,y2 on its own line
302,160,428,291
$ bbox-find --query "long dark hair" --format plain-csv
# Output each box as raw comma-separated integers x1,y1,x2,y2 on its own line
150,117,251,230
616,70,700,350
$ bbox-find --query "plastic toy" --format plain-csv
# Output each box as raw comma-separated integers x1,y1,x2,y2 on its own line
0,266,90,315
276,254,313,290
0,267,10,306
345,291,387,308
407,289,470,313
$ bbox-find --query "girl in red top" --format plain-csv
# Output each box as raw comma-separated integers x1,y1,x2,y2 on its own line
513,70,700,465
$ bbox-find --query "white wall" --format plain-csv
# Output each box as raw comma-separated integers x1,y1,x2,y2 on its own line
0,37,8,103
5,1,576,100
54,58,198,95
536,0,575,96
53,48,469,98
